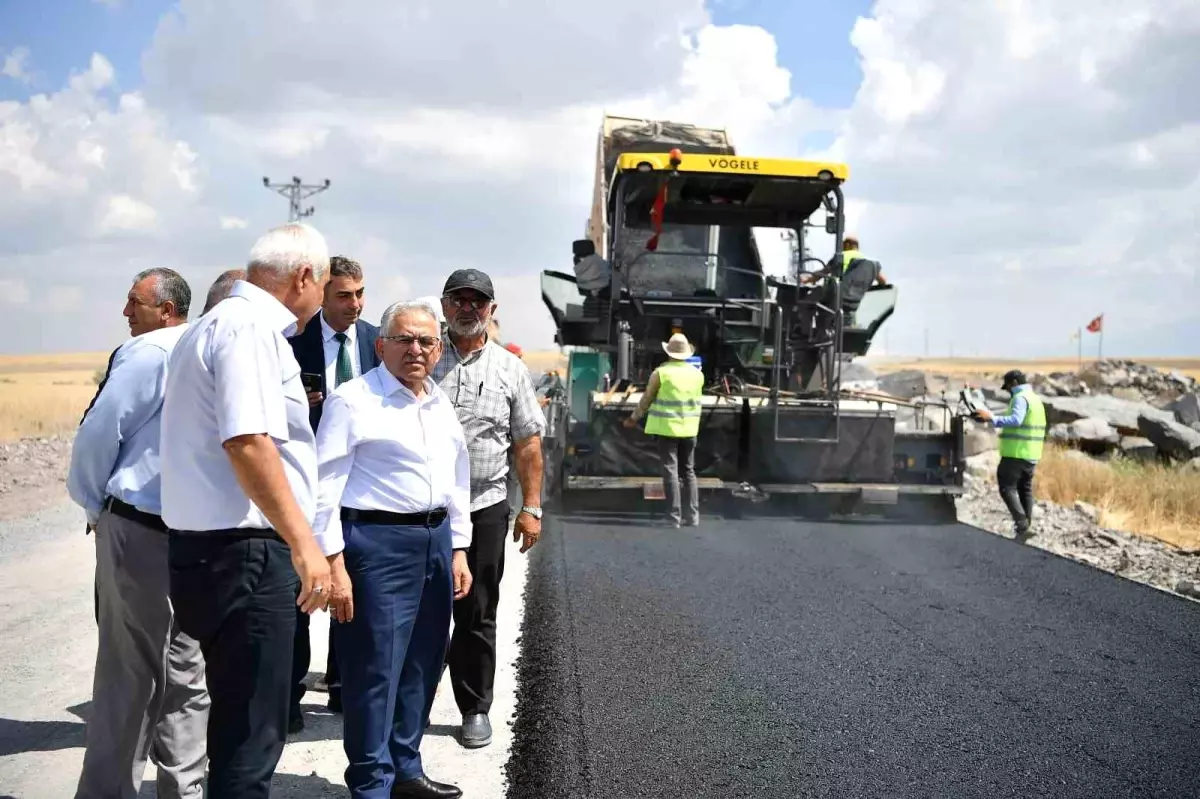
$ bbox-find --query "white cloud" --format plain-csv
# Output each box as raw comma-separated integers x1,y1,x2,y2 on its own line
100,195,157,232
0,279,31,305
48,285,85,312
219,215,248,230
2,47,31,83
823,0,1200,356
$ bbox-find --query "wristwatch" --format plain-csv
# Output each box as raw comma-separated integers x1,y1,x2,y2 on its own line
520,506,543,520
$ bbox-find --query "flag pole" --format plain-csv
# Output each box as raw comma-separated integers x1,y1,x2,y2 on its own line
1077,327,1082,370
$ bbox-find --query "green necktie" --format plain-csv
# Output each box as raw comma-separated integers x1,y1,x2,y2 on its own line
334,332,353,386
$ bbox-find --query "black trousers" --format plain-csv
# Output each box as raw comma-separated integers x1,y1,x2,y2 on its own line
997,457,1037,531
168,533,298,799
291,606,340,711
446,499,511,716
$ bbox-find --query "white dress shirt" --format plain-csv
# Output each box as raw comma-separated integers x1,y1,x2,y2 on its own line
160,279,318,532
312,364,472,556
67,324,189,524
321,311,361,386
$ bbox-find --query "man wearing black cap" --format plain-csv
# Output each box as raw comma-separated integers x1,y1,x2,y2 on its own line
432,269,546,749
975,369,1047,543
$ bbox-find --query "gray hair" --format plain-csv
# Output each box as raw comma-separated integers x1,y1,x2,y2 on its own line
202,268,246,314
246,222,330,283
329,255,363,281
134,267,191,319
380,300,439,335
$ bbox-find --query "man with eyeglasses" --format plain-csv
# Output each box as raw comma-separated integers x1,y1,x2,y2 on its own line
68,267,210,799
313,300,472,799
433,269,546,750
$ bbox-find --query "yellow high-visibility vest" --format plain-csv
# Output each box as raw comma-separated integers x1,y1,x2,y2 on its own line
644,360,704,438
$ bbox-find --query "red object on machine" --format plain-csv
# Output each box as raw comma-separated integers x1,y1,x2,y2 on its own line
1086,314,1103,333
504,342,524,358
646,182,668,251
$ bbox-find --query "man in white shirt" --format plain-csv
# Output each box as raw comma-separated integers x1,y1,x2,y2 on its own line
160,222,348,799
313,300,473,799
69,267,209,799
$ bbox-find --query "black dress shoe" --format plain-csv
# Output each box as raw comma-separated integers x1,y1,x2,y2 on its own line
327,687,342,713
460,712,492,748
391,774,462,799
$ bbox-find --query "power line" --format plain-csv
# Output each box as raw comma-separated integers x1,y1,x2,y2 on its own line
262,175,331,222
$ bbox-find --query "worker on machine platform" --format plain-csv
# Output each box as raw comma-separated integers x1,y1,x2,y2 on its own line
571,238,612,298
799,233,887,327
623,333,704,528
973,369,1046,544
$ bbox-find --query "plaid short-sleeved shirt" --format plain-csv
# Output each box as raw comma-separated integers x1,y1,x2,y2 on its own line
432,336,546,512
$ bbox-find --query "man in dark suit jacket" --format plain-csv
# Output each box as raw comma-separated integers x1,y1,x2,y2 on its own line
286,255,381,733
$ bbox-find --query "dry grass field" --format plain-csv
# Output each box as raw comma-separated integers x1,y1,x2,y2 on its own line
1035,446,1200,550
0,352,110,443
871,356,1200,381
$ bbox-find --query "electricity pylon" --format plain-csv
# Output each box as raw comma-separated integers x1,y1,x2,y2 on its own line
262,176,331,222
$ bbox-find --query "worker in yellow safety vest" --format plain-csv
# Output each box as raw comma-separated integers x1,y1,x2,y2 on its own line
974,369,1046,543
798,234,888,327
624,333,705,527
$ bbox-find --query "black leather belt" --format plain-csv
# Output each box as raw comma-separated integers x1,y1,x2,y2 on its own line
103,496,167,533
341,507,448,527
167,527,283,542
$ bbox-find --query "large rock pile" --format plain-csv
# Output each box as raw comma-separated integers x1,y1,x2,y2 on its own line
911,359,1198,465
1029,359,1197,405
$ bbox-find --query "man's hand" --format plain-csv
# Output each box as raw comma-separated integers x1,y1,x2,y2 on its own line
223,433,331,615
514,509,542,553
292,540,333,614
799,272,815,285
452,551,473,600
975,408,993,422
622,416,638,430
306,390,323,407
327,552,354,623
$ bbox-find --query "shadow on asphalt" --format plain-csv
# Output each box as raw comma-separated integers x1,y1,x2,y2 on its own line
0,701,89,757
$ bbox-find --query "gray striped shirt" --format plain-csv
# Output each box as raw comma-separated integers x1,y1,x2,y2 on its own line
432,336,545,512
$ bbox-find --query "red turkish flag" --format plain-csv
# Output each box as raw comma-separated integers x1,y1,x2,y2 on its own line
1086,314,1103,333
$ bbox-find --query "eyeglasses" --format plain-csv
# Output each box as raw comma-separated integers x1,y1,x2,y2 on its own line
381,334,440,351
442,294,491,311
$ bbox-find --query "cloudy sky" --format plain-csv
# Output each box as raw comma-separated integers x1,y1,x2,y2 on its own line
1,0,1196,358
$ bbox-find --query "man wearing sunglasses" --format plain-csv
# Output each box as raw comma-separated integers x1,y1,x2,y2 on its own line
433,269,546,750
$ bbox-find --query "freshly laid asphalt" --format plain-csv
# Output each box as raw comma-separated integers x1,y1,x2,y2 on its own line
505,513,1200,799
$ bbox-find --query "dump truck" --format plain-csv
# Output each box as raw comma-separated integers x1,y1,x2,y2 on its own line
538,114,966,519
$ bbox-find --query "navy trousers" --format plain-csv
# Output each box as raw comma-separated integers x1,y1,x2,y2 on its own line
335,516,454,798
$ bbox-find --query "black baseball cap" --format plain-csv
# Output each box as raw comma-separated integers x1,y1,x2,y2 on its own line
1002,369,1026,388
443,269,494,299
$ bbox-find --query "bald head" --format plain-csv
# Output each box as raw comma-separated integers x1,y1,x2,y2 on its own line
203,268,246,314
